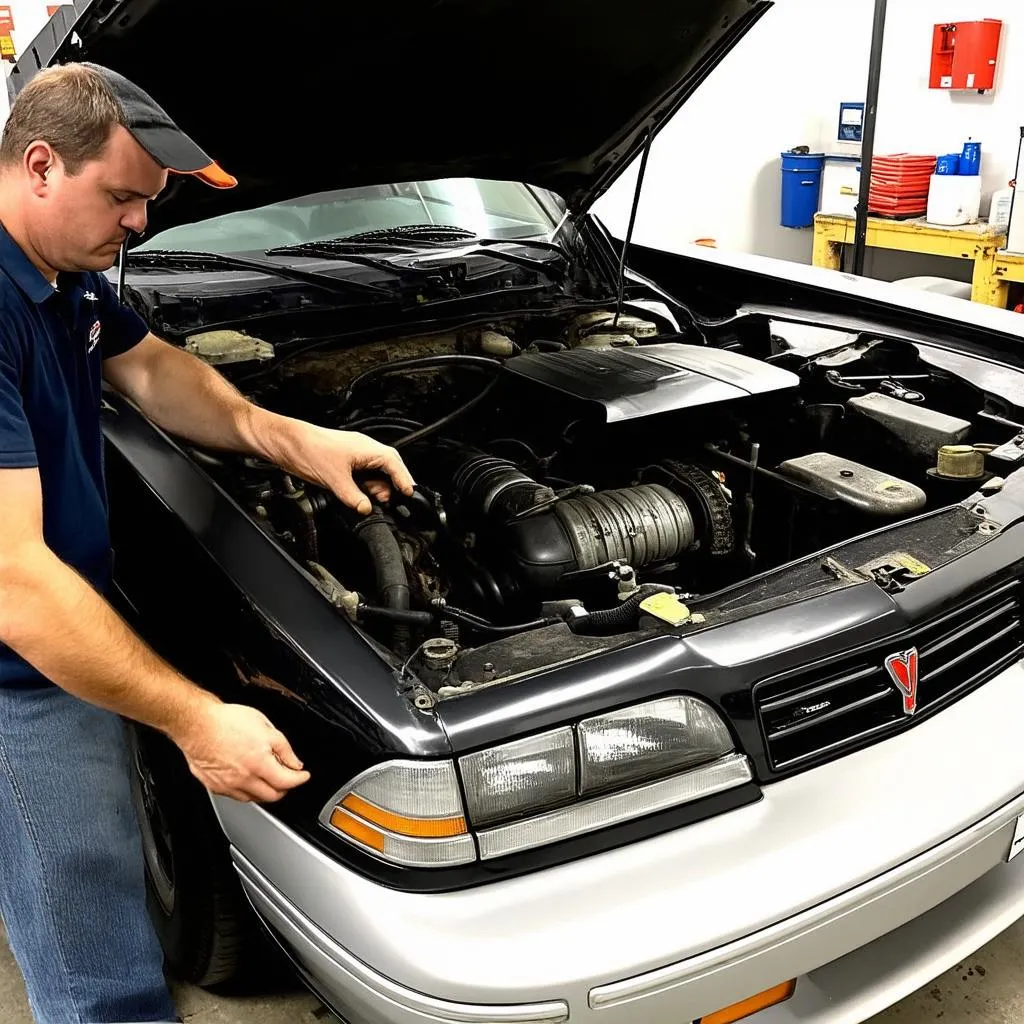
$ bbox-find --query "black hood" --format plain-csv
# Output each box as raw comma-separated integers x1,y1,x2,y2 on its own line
11,0,770,232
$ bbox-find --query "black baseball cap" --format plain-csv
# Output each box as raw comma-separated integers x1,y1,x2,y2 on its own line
83,62,237,189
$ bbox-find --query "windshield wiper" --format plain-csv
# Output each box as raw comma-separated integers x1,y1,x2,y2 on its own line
344,224,477,245
263,242,450,282
125,249,394,299
268,234,569,284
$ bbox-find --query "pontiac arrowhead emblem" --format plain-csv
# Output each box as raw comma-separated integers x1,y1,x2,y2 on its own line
884,648,920,715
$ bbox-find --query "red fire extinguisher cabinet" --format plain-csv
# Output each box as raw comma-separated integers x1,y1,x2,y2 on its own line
930,20,1003,91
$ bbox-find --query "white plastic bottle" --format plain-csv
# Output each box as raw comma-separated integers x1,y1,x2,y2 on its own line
990,183,1014,231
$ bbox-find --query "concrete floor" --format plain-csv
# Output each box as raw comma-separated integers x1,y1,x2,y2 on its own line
1,919,1023,1023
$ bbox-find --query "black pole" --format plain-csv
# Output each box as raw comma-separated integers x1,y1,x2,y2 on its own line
1005,127,1024,246
852,0,888,276
116,239,126,301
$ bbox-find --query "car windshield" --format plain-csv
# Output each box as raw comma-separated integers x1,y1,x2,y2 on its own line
137,178,560,255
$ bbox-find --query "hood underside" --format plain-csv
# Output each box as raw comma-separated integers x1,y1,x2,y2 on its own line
11,0,769,232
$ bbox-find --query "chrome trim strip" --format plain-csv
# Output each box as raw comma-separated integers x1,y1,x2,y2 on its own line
476,753,752,860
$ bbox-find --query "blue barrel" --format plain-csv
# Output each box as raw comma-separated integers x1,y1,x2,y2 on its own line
780,151,825,228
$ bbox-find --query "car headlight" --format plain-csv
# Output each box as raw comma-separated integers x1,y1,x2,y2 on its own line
578,696,734,796
459,728,576,826
321,696,752,867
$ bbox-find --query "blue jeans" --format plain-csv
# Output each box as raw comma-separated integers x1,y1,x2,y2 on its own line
0,683,179,1023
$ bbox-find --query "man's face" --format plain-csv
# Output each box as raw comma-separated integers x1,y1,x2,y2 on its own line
28,125,168,273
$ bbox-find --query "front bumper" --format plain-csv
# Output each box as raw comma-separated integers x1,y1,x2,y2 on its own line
213,660,1024,1024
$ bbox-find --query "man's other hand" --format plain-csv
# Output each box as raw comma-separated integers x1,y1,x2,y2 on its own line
175,702,311,803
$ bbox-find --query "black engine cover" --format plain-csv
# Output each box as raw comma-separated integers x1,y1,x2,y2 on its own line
502,343,799,423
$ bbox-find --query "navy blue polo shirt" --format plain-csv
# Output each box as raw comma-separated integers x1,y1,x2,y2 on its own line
0,226,148,687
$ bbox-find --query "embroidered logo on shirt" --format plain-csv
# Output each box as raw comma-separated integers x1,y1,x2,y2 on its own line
88,319,101,353
83,291,98,302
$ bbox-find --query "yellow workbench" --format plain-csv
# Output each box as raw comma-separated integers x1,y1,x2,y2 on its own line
812,213,1008,306
989,250,1024,310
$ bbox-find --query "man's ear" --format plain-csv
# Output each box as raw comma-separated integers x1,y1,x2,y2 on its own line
23,140,57,196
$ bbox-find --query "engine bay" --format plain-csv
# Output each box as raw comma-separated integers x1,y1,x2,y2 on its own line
184,306,1024,693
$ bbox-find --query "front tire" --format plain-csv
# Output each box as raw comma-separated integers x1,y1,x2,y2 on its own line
126,722,274,988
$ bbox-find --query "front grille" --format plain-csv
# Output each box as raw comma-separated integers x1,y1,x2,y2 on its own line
754,579,1023,772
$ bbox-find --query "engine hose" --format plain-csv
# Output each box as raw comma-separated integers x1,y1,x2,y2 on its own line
395,376,500,450
357,604,435,627
352,511,413,655
432,602,560,637
568,585,674,635
338,355,502,414
342,416,425,433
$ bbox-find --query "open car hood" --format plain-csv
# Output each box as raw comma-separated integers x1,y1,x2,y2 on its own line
10,0,770,233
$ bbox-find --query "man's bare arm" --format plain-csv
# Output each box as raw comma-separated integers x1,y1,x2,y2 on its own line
103,334,415,513
0,465,310,802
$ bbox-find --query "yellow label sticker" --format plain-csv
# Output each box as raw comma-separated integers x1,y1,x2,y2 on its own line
639,592,692,626
892,553,931,575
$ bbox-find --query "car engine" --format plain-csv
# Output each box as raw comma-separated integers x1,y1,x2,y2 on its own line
186,309,1009,678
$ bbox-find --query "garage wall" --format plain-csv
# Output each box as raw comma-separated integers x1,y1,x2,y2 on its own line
874,3,1020,217
6,0,57,65
594,0,875,264
0,1,63,122
596,1,1020,281
836,2,1020,285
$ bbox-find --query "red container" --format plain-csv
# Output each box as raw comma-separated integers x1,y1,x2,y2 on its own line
867,154,935,216
930,20,1002,91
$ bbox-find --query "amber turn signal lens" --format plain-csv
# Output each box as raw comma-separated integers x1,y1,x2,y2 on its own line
330,809,386,852
340,793,467,837
697,980,797,1024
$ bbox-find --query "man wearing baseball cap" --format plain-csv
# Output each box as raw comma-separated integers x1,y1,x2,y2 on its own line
0,62,414,1023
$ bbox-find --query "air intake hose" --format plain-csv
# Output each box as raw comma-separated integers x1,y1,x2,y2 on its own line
352,509,412,656
447,449,698,592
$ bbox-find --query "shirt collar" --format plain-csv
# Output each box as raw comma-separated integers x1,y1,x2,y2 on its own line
0,224,57,305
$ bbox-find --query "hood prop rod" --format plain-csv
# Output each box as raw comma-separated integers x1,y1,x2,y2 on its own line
116,238,127,302
612,128,654,329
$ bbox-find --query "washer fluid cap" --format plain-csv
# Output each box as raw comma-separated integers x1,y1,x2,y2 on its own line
936,444,985,480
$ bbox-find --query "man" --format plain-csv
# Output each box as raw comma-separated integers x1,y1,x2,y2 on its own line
0,62,414,1024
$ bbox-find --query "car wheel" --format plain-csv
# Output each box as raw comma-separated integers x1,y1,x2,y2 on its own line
126,721,275,989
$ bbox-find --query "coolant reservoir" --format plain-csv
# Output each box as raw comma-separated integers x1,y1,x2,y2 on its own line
777,453,927,516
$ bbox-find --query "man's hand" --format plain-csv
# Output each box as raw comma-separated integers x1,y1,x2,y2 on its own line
103,336,416,515
263,421,416,515
173,702,311,803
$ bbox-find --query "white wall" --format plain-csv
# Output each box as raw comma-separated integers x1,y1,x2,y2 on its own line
595,1,1021,277
7,0,57,61
0,1,63,122
874,3,1020,216
594,0,875,264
